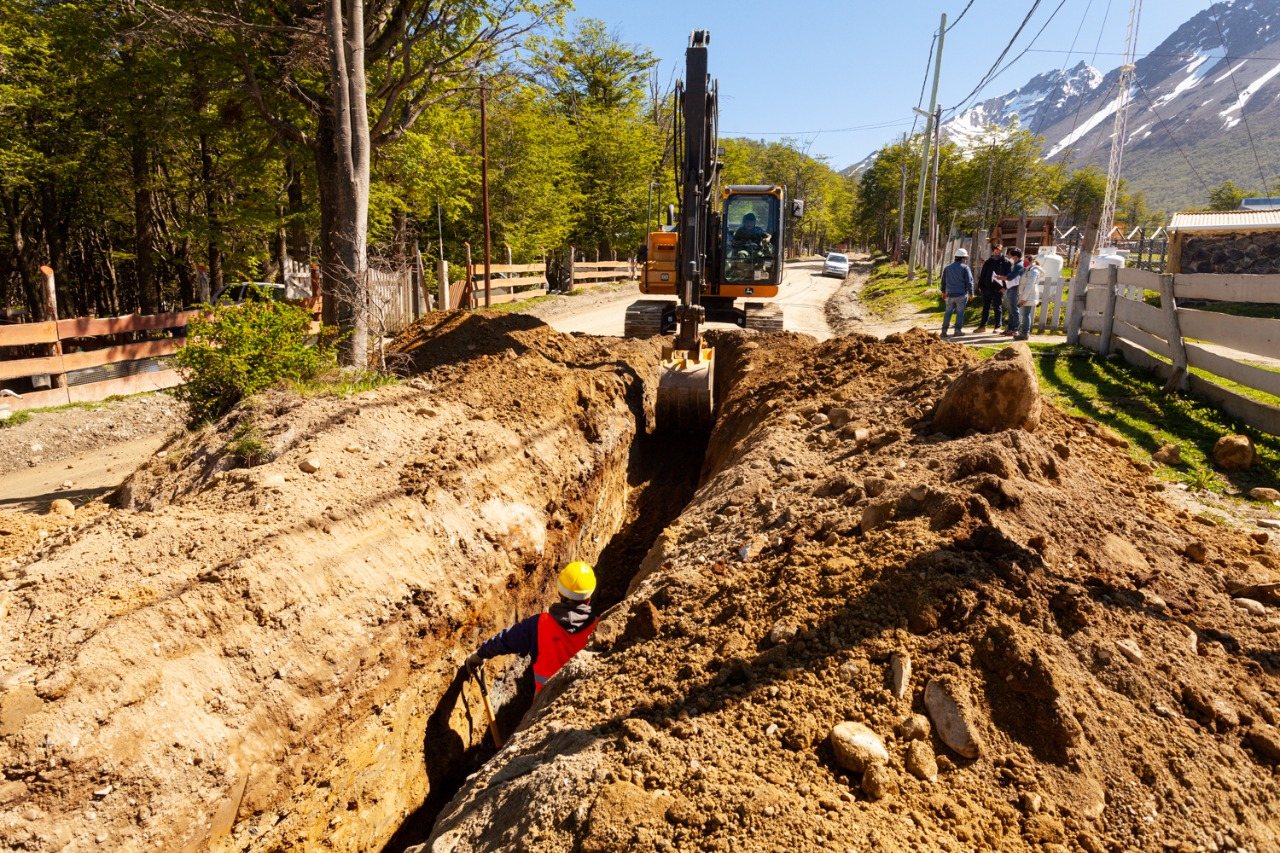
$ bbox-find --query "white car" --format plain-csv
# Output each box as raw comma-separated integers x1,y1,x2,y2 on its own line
822,252,849,279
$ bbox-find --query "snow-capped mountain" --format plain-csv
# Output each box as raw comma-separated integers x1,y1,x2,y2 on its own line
851,0,1280,210
943,62,1104,152
1031,0,1280,206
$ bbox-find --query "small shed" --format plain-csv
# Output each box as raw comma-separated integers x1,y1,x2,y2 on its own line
1166,210,1280,274
990,204,1059,255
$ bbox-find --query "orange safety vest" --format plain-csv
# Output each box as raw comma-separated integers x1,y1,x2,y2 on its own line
532,612,597,692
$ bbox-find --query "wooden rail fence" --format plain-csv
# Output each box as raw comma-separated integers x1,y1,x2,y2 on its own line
1074,265,1280,435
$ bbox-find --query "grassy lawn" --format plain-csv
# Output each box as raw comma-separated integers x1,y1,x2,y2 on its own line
977,342,1280,497
862,259,944,319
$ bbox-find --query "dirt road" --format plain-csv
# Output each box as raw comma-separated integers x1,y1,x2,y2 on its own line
540,259,845,339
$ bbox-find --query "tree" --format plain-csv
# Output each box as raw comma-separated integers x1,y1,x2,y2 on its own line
148,0,566,365
1207,180,1257,211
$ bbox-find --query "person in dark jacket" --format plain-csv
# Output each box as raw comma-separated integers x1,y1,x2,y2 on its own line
1001,248,1025,335
939,247,975,337
464,561,598,693
975,244,1011,332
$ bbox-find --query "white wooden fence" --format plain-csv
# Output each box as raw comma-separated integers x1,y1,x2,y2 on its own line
1073,265,1280,435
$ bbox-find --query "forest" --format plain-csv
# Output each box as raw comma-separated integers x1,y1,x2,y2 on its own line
1,0,1175,364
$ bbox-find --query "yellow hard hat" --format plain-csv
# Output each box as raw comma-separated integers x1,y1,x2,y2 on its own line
557,561,596,601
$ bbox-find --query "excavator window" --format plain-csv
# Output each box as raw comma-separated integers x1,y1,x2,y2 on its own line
722,195,780,284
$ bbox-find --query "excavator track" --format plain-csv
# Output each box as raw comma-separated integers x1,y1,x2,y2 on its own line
623,299,671,338
743,301,785,333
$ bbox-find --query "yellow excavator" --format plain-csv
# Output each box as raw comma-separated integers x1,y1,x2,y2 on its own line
624,30,801,431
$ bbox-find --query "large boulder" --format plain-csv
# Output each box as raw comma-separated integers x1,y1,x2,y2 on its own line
1213,435,1255,471
931,345,1041,436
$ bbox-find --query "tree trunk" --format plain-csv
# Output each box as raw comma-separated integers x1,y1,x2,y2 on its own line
313,0,370,368
199,132,224,297
132,131,159,314
285,152,308,260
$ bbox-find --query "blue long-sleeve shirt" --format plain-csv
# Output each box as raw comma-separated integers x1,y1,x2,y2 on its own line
475,599,594,664
941,261,974,297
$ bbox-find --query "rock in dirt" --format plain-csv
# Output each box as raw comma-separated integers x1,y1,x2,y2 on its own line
860,500,895,533
1213,434,1255,470
1152,444,1182,466
829,722,889,773
1184,540,1209,563
904,741,938,783
930,345,1041,436
895,714,931,742
888,651,911,700
1246,726,1280,764
1249,487,1280,502
861,763,896,801
1233,597,1267,616
48,499,74,518
299,457,322,474
1115,638,1144,663
924,678,982,759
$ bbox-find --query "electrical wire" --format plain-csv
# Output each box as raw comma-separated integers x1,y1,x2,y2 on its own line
946,0,1045,113
946,0,1073,118
945,0,979,33
1132,80,1211,196
1056,0,1114,162
1031,0,1095,137
911,34,937,137
1209,8,1272,197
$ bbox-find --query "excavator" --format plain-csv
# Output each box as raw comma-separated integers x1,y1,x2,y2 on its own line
624,30,801,432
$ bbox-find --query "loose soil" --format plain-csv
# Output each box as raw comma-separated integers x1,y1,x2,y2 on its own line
427,329,1280,852
3,308,1279,853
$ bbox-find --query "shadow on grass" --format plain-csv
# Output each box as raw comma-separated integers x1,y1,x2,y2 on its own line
1034,344,1280,494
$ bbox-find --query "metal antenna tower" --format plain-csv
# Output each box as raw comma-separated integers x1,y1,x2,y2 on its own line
1098,0,1142,252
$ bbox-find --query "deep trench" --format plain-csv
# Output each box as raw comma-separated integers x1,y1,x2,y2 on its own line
379,428,709,851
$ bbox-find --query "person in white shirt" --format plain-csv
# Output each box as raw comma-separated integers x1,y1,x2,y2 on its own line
1014,254,1043,341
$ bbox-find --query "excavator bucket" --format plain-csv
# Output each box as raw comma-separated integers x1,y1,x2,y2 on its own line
657,345,715,432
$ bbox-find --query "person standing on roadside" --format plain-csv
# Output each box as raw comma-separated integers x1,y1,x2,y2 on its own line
975,243,1011,333
1014,254,1043,340
1001,248,1024,336
939,247,975,338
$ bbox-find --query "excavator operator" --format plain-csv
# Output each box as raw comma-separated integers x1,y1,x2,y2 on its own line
732,212,767,248
464,562,599,693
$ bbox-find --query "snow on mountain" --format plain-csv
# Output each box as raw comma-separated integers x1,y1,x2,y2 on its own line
942,62,1104,152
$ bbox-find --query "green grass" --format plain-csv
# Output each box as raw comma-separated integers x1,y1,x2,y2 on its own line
0,393,144,428
287,370,398,398
0,409,32,428
227,418,269,466
862,258,944,318
987,342,1280,496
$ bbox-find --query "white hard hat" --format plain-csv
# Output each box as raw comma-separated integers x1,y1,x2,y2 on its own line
954,248,968,258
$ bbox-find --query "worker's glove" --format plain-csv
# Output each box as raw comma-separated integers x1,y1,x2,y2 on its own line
463,652,484,675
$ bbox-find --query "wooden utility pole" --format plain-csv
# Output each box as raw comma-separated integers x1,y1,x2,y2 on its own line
40,266,66,390
480,87,492,309
927,106,942,286
893,133,908,263
908,13,946,281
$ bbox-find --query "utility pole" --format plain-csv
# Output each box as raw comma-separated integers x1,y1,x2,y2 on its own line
908,13,946,281
480,86,492,308
893,132,908,263
927,105,942,286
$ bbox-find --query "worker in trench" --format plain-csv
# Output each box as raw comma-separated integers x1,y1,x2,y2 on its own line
464,561,598,693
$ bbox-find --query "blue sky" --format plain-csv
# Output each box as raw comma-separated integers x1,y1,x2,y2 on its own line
567,0,1216,169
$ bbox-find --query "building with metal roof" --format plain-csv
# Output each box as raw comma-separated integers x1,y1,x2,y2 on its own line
1167,210,1280,274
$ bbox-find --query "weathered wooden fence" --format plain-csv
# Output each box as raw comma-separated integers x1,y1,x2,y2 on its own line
1074,265,1280,434
0,309,196,411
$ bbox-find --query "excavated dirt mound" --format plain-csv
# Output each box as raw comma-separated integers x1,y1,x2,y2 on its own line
427,329,1280,852
0,311,671,851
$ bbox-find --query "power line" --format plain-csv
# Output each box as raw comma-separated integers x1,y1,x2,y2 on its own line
911,35,937,137
1027,48,1280,61
1210,8,1272,197
1132,80,1211,197
946,0,1045,114
945,0,979,32
947,0,1072,118
1032,0,1096,137
1057,0,1114,162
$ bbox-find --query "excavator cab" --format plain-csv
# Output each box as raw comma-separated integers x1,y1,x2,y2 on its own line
721,189,783,288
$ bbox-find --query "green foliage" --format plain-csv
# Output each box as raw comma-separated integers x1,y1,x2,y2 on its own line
861,258,943,317
227,418,269,466
174,296,334,424
1207,179,1259,211
0,410,32,429
287,370,398,398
